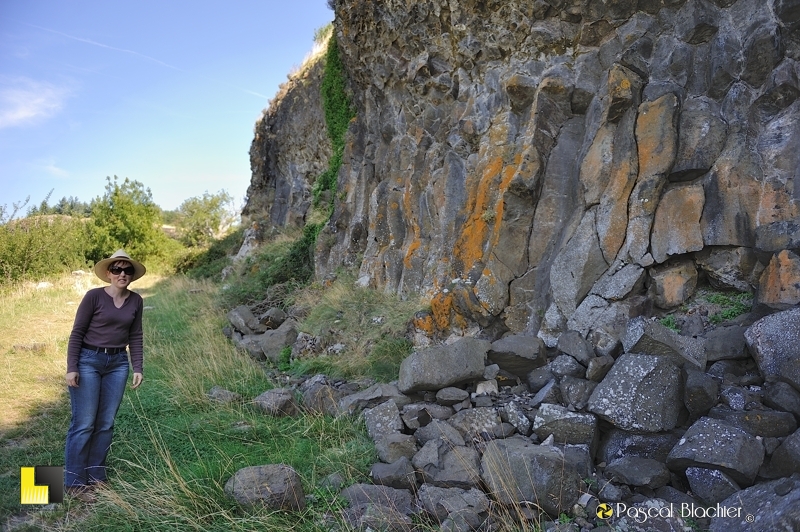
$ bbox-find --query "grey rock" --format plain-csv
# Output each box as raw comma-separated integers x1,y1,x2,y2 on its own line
704,326,749,361
480,436,583,518
755,217,800,253
398,338,490,393
604,456,671,489
257,319,299,362
363,400,403,441
370,457,418,491
339,484,416,517
559,376,597,410
207,386,242,404
623,316,706,369
684,369,720,419
686,466,741,505
530,379,563,408
533,403,598,446
670,97,727,181
502,400,532,436
301,381,343,416
557,330,596,366
488,334,547,378
598,429,684,465
400,402,455,431
695,247,761,292
598,480,629,503
589,263,645,302
745,308,800,392
666,416,765,485
769,428,800,476
374,433,418,464
412,440,482,489
224,464,305,510
447,408,502,440
709,474,800,532
341,503,414,532
415,420,466,448
236,333,267,360
417,484,490,525
436,387,470,406
338,383,411,416
708,405,798,438
550,207,610,316
588,353,683,432
227,305,266,335
259,307,287,329
550,354,586,379
253,388,299,417
585,355,615,382
527,366,556,393
764,381,800,422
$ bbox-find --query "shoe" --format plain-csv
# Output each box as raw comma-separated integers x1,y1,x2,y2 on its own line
66,485,97,503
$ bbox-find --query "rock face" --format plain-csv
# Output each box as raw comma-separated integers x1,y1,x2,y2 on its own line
243,45,331,227
244,0,800,344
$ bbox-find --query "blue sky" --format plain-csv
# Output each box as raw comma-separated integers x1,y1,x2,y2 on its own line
0,1,333,213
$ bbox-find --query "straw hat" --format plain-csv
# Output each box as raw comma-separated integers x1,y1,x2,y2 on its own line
93,249,146,282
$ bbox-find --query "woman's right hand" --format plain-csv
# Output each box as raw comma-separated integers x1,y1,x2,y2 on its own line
66,372,80,387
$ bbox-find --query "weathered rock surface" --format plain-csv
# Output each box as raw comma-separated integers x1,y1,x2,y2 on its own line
480,436,583,518
235,0,800,525
666,416,765,485
398,337,489,393
709,474,800,532
745,308,800,392
224,465,305,510
588,353,683,432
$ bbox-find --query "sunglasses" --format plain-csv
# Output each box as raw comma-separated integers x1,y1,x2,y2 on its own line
109,266,136,276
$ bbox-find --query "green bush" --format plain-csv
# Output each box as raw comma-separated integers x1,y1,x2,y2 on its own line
0,215,91,283
218,225,321,310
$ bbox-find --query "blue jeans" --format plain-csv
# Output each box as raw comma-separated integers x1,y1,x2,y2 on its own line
65,347,129,487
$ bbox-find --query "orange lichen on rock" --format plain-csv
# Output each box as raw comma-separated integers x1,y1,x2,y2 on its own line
404,239,421,268
412,310,436,336
431,291,456,330
758,250,800,308
453,154,518,273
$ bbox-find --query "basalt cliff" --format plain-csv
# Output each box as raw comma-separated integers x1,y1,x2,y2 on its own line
244,0,799,344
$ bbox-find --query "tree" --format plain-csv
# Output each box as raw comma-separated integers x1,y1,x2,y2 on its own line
176,190,235,247
88,176,171,263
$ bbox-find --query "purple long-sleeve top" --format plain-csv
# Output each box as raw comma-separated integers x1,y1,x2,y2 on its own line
67,287,144,373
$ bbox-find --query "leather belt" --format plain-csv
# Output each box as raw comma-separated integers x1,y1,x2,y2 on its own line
82,344,126,355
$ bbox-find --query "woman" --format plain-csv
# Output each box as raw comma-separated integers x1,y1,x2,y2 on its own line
64,249,145,501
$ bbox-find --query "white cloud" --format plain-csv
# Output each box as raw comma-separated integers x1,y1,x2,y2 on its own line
0,77,72,129
42,161,70,178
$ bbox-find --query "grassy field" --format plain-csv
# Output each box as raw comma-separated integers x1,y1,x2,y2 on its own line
1,274,376,531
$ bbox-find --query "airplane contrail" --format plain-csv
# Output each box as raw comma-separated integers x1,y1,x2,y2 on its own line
21,21,270,100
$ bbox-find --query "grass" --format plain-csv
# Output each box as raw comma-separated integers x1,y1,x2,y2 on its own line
701,290,753,325
289,273,419,380
1,274,376,531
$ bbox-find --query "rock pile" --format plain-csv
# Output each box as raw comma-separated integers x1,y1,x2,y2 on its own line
222,305,800,531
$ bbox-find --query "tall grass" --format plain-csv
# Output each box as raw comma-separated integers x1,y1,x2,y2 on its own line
290,273,419,380
1,275,375,531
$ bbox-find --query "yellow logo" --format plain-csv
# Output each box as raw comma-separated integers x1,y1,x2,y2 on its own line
20,467,64,504
597,503,614,519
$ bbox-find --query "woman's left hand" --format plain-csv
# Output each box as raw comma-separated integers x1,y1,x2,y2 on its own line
131,372,143,389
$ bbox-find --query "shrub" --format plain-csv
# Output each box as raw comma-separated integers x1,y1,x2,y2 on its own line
0,215,91,283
